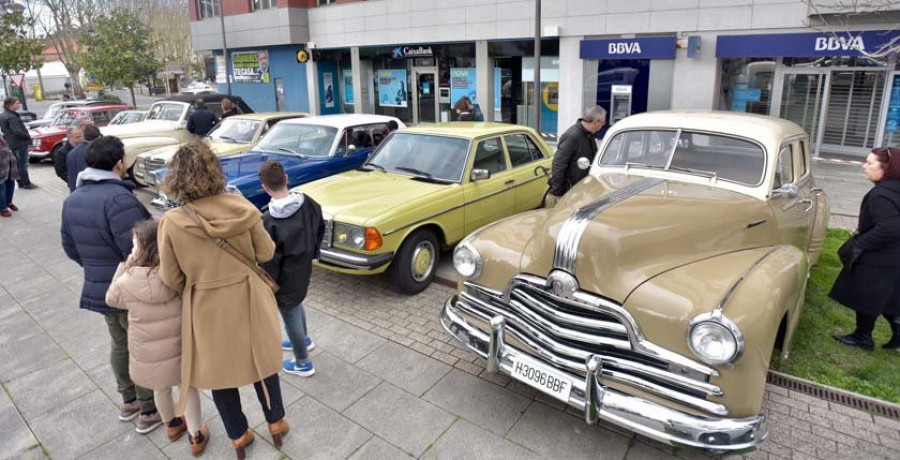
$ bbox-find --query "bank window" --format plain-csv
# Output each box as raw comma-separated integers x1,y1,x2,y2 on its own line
317,0,336,5
196,0,219,18
472,138,507,175
718,58,774,115
505,134,543,167
251,0,276,11
775,145,794,187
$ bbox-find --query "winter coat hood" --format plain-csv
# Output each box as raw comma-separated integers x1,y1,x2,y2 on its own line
76,167,126,188
166,193,262,239
268,192,305,219
113,266,179,305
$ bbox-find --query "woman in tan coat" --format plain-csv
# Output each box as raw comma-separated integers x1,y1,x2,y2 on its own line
107,219,209,456
157,142,288,460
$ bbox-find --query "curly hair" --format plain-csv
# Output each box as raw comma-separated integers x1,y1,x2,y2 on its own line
163,141,225,202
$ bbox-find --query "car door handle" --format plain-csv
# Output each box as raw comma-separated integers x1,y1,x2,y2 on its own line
799,198,814,213
504,179,515,186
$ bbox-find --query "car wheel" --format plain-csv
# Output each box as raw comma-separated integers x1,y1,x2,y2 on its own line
389,229,439,295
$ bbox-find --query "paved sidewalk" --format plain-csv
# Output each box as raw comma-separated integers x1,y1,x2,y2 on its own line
2,165,898,460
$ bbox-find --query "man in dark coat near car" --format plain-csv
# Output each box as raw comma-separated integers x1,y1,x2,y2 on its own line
60,135,157,423
186,98,218,137
0,97,37,189
54,126,84,182
67,124,102,192
546,106,607,206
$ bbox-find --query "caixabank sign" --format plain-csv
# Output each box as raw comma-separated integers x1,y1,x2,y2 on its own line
580,37,677,59
716,30,900,58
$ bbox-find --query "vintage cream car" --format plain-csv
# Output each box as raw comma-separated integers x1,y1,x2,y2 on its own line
442,111,829,452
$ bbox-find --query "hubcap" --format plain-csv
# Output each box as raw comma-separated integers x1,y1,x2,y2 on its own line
410,241,436,282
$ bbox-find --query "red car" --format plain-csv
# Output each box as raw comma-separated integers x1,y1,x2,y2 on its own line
28,104,133,162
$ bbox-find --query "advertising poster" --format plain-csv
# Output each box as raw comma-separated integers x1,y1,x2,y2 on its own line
450,68,477,107
731,88,761,113
215,56,227,84
343,69,354,105
494,68,502,112
886,74,900,133
232,50,270,83
323,72,335,108
378,69,407,108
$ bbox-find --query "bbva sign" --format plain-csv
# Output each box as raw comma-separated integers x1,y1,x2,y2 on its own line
814,36,865,52
608,42,642,55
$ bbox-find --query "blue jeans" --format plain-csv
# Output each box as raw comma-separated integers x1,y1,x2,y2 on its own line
279,302,310,364
0,180,14,209
13,146,29,186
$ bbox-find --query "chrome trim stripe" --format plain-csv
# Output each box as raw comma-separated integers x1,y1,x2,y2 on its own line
714,247,779,313
318,248,393,270
553,177,664,273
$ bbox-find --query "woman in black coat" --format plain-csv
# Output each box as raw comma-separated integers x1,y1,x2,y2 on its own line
830,147,900,350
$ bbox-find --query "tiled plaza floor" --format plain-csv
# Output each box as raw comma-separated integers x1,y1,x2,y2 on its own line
1,163,895,460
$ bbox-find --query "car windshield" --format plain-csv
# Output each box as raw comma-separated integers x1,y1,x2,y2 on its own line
146,103,186,121
207,118,261,144
51,112,80,127
367,133,470,182
256,123,337,157
599,129,766,186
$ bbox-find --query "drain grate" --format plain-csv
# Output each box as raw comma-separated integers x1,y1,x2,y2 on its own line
767,371,900,420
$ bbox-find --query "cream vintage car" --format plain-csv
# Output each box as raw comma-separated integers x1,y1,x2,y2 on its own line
442,111,829,453
132,112,306,186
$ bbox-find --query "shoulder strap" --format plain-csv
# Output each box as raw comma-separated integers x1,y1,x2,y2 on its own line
182,204,279,292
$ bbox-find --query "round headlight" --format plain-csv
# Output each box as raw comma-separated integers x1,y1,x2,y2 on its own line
453,243,481,279
349,227,365,248
334,225,349,244
688,319,741,365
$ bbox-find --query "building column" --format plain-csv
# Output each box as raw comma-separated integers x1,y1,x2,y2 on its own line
351,46,366,114
476,40,494,123
557,35,585,138
306,45,320,115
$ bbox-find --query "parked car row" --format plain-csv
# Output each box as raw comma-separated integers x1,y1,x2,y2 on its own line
104,99,830,454
28,103,133,162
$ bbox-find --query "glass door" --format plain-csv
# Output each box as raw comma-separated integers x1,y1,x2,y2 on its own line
779,72,825,143
412,68,437,124
820,70,886,157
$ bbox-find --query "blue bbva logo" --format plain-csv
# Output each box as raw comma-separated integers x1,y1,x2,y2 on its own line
608,42,642,55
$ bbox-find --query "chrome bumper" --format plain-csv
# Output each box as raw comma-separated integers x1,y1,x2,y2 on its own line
318,247,394,270
441,295,768,453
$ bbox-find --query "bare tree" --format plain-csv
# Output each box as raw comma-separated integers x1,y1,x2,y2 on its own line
806,0,900,59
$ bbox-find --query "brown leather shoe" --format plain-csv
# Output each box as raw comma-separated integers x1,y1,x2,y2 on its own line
268,418,290,448
166,417,187,442
231,429,254,460
190,424,210,457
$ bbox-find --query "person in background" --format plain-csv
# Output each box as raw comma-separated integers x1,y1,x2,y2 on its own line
62,93,72,101
0,137,19,217
387,119,399,134
830,147,900,351
60,135,159,432
54,126,84,183
258,160,324,378
220,98,237,119
106,219,210,456
0,97,36,189
546,106,607,207
186,98,218,137
158,142,288,459
67,124,102,192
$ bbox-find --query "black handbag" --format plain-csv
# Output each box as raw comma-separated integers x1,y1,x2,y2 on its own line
837,234,861,270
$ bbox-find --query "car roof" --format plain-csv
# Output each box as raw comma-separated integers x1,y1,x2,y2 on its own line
229,112,308,121
157,93,254,114
63,104,132,113
609,111,807,146
401,122,538,138
277,114,399,128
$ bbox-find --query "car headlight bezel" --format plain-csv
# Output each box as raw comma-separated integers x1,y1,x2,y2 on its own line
687,312,744,366
453,242,482,280
333,222,382,251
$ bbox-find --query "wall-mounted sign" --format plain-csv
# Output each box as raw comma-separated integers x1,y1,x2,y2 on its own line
450,68,477,108
392,45,434,59
343,69,354,105
232,50,269,83
215,56,227,84
716,30,900,58
377,69,407,108
296,50,309,63
579,37,676,60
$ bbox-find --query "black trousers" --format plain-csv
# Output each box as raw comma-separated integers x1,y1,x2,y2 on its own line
855,312,899,336
211,374,285,440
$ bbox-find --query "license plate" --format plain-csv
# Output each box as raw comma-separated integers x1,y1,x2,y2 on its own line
508,354,573,402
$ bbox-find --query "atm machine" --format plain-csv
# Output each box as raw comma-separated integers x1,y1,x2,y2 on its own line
610,85,632,125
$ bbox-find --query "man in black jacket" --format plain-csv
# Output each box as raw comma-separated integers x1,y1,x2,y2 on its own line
60,135,159,429
0,97,36,189
186,98,218,136
66,125,102,192
259,160,325,378
53,126,84,182
547,106,607,206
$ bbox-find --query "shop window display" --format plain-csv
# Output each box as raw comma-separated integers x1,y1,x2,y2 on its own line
718,58,774,115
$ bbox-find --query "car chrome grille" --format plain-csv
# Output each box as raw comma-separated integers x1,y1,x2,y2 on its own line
461,275,727,415
321,218,333,249
147,158,166,171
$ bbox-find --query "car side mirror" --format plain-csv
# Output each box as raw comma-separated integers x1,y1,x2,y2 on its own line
772,183,798,199
471,169,491,181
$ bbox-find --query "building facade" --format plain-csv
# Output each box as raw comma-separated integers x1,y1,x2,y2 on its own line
191,0,900,159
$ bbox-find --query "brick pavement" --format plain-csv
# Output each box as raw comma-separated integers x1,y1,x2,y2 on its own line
1,164,897,459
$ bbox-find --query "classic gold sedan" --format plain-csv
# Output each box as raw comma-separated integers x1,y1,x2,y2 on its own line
297,123,554,293
442,111,829,453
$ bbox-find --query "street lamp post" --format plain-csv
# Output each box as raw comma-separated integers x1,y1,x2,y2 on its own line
218,0,231,95
533,0,541,133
